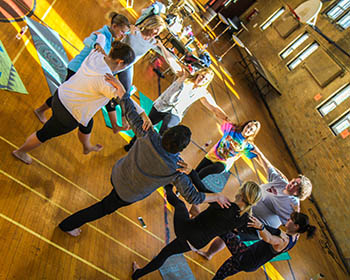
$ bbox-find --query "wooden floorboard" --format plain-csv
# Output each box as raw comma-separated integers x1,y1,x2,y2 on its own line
0,0,348,279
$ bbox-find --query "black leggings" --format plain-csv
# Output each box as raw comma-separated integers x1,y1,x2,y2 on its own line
59,187,131,232
194,158,225,192
132,186,191,279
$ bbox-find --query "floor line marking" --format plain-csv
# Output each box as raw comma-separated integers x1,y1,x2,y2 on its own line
0,169,149,261
0,212,119,280
0,136,163,242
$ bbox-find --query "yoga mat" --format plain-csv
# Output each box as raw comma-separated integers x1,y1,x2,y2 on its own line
243,240,291,262
0,40,28,94
102,89,162,137
159,254,195,280
26,16,68,95
202,172,230,193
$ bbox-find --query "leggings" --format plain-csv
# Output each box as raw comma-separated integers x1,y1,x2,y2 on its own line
132,186,191,279
125,106,181,149
212,232,248,280
59,187,131,232
194,158,225,192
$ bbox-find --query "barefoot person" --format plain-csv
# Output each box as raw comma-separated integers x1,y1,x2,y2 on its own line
212,212,316,279
35,12,131,134
13,41,141,164
58,77,230,236
131,174,262,279
197,145,313,260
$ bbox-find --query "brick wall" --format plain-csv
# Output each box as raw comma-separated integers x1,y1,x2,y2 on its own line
237,0,350,269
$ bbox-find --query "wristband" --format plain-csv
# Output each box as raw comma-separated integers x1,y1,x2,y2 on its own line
258,224,265,231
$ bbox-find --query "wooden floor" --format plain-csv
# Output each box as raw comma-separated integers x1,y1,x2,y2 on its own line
0,0,348,279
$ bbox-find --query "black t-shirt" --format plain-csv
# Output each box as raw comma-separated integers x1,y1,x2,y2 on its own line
180,202,249,249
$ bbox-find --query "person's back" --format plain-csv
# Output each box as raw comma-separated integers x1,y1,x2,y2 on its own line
112,98,205,205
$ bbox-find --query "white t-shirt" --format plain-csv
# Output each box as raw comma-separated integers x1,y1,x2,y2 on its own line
153,80,215,119
59,51,143,126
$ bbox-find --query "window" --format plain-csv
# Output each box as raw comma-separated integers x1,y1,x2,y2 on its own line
287,42,319,70
317,84,350,116
326,0,350,20
337,11,350,28
330,111,350,135
280,33,309,59
325,0,350,29
260,8,285,30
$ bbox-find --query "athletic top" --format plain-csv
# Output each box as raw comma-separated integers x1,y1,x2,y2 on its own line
239,233,297,272
206,122,256,167
68,25,112,73
153,80,215,119
184,202,249,249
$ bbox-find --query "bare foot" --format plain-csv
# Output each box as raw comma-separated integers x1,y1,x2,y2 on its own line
132,261,140,273
66,228,82,237
83,144,103,155
196,250,212,260
34,109,47,124
12,150,32,164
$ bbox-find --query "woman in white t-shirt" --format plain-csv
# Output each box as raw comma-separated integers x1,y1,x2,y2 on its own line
124,42,230,151
13,41,150,165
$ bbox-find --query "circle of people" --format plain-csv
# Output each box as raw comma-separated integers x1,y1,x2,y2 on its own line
13,6,316,280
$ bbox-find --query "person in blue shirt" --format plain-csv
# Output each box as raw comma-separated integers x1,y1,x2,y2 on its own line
34,12,131,134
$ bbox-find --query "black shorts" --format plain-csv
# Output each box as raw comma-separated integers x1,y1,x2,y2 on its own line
36,91,93,143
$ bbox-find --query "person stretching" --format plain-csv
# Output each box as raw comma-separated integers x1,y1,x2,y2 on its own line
197,145,313,259
190,120,261,216
34,12,131,133
131,176,262,279
58,76,230,236
212,212,316,279
12,41,143,164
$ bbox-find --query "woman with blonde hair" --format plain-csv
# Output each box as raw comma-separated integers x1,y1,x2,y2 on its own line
124,44,229,151
131,162,262,279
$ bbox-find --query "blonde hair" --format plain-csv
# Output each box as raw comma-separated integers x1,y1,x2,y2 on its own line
239,181,262,215
138,15,165,34
298,175,312,201
186,68,214,89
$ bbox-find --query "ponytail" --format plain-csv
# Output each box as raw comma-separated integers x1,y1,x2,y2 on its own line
109,12,130,27
239,181,262,215
292,212,317,239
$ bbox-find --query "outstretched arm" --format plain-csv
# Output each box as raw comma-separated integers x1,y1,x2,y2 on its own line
200,95,231,123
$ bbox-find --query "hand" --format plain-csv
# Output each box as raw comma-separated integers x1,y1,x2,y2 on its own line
94,43,107,56
215,193,231,209
141,112,153,131
176,160,192,174
248,216,263,229
105,73,122,89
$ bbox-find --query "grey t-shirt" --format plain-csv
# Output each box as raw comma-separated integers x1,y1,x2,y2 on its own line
122,30,157,65
252,167,299,228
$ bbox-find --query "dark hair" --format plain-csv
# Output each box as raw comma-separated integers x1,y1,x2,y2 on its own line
109,41,135,66
109,12,130,27
291,212,316,239
235,120,257,133
161,125,191,153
